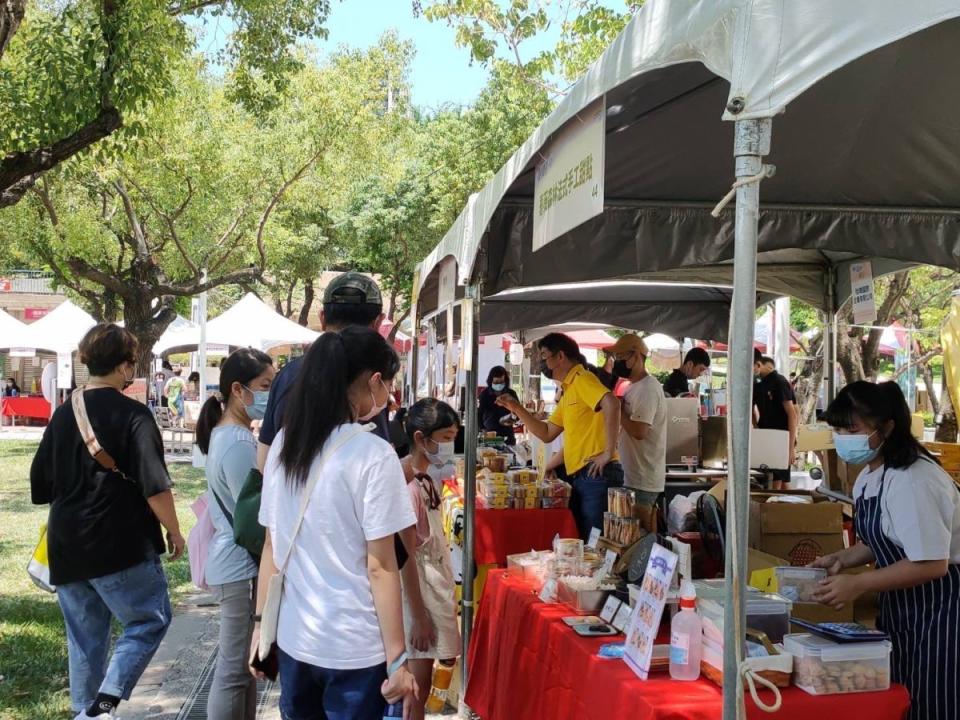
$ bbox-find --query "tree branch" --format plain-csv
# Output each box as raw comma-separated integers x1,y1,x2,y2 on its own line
159,265,263,296
0,0,27,60
112,179,150,260
167,0,222,16
66,256,132,296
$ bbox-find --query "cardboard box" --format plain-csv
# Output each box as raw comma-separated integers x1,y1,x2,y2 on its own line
750,498,844,566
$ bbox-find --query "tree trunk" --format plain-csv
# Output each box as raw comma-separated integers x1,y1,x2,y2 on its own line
298,278,314,326
936,382,958,443
122,294,177,376
0,0,27,59
922,362,940,415
835,317,865,383
793,335,824,423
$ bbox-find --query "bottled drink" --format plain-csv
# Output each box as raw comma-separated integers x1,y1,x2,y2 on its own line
669,580,702,681
424,659,456,713
383,701,404,719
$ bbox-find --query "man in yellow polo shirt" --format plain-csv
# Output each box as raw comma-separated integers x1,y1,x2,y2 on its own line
496,332,622,539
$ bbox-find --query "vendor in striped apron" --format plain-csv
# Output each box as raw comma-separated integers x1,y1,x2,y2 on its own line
812,380,960,720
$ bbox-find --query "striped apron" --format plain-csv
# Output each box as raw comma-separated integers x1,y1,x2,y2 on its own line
855,467,960,720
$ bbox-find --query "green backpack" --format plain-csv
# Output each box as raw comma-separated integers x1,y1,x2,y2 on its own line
210,468,265,562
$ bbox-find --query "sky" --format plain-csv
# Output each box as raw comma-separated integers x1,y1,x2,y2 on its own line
191,1,625,110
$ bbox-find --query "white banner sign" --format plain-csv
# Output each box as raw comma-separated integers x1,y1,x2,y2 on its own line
533,98,605,252
850,261,877,325
9,347,35,358
56,352,73,389
437,257,457,310
206,344,229,357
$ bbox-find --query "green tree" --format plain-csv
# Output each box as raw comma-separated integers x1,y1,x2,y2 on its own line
0,0,331,208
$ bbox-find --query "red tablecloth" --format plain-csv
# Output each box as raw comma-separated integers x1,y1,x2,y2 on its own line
465,570,910,720
474,509,579,566
1,396,50,420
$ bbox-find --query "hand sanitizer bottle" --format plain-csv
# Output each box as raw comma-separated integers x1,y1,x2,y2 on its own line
669,580,702,681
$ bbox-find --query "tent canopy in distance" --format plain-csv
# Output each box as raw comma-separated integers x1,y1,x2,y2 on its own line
0,308,28,350
6,300,98,354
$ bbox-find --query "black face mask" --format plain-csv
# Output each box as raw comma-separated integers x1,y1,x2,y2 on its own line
540,359,553,380
612,359,631,379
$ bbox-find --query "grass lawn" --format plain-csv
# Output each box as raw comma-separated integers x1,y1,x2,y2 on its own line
0,441,206,720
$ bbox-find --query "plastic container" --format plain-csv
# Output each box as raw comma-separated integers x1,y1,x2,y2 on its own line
784,633,892,696
424,659,456,712
670,580,702,681
774,566,827,602
699,592,792,644
693,579,760,602
558,577,609,614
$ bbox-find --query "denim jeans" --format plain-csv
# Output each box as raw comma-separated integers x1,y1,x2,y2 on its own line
568,461,625,540
277,647,387,720
56,556,172,712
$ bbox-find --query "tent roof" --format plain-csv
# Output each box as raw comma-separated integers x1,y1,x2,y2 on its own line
0,308,28,349
15,301,97,353
416,0,960,316
479,281,777,341
154,294,319,355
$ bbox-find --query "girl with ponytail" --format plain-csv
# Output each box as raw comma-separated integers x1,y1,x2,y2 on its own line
196,347,274,720
813,380,960,719
252,326,419,719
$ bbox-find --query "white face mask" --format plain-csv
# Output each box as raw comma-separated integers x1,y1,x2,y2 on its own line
425,438,455,466
359,379,389,422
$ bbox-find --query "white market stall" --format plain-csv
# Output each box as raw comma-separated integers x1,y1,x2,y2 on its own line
413,3,960,718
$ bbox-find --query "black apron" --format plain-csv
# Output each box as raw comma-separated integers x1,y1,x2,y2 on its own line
854,464,960,720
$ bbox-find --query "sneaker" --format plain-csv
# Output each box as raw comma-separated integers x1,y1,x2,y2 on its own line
73,711,114,720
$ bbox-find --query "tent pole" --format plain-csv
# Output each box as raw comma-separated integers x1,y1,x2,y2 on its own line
825,269,838,402
723,117,772,720
460,284,481,702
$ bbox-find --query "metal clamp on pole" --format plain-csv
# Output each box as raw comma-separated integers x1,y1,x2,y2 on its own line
723,117,773,720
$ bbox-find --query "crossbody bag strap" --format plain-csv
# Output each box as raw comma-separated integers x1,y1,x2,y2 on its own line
275,424,371,576
72,388,125,476
209,484,234,527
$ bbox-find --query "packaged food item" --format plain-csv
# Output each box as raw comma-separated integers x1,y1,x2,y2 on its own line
603,513,642,546
784,633,892,695
699,592,793,644
558,575,615,614
608,487,637,518
774,566,827,602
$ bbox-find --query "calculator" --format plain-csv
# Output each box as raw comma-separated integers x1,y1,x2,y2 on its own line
790,618,889,643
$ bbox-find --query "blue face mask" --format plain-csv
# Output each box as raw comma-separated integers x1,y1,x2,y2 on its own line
243,387,270,420
833,430,881,465
491,383,506,393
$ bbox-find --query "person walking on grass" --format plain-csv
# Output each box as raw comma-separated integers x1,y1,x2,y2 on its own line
30,324,184,720
252,326,419,719
399,399,462,720
195,348,275,720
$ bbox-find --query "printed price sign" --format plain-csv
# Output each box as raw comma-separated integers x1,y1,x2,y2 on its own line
586,527,601,549
623,543,679,680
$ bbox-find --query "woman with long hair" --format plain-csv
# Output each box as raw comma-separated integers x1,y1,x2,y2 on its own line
399,398,462,720
31,324,183,720
252,326,418,718
478,366,519,444
813,381,960,719
195,348,274,720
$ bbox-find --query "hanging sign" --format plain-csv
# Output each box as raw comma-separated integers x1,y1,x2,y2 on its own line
56,352,72,389
9,348,36,358
437,257,457,310
533,98,605,252
623,543,678,680
850,261,877,325
206,344,229,356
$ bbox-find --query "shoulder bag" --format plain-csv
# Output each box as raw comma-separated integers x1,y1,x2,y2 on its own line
251,425,370,680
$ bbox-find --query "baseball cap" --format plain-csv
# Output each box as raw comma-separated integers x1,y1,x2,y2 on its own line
604,334,649,358
323,272,382,306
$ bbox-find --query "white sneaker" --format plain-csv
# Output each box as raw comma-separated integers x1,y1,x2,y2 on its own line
73,710,114,720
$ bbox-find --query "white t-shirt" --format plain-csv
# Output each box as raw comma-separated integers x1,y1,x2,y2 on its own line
259,424,417,669
853,458,960,563
618,374,667,493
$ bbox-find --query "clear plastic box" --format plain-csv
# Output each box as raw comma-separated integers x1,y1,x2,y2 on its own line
774,567,827,603
699,592,793,644
784,633,892,695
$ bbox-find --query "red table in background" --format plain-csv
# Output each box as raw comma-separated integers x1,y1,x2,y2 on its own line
474,508,579,566
1,396,50,423
465,570,910,720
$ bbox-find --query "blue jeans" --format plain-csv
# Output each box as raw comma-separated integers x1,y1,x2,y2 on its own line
569,462,625,540
56,556,172,712
277,647,387,720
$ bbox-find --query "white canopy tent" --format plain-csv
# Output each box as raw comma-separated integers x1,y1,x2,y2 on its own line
14,301,97,354
148,315,197,357
153,293,319,355
412,3,960,717
0,308,28,349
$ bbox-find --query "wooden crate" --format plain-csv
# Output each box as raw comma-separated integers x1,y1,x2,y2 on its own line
924,442,960,486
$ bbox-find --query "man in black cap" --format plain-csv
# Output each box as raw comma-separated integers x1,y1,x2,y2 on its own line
257,272,387,470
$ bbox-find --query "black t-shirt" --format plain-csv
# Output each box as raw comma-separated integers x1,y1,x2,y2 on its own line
259,356,390,446
30,388,172,585
478,386,518,434
663,369,690,397
754,371,796,431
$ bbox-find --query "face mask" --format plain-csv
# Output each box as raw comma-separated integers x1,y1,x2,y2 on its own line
612,359,631,380
243,387,270,420
359,379,388,422
425,438,455,466
491,382,506,393
833,430,881,465
540,360,553,380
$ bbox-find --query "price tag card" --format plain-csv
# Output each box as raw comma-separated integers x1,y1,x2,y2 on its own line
612,603,633,633
587,527,601,549
538,578,558,604
600,595,621,624
622,543,679,680
602,549,618,577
